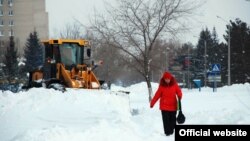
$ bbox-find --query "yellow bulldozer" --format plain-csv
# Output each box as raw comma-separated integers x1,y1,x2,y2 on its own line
26,39,103,91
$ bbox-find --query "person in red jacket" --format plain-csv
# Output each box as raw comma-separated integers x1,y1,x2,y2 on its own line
150,71,182,136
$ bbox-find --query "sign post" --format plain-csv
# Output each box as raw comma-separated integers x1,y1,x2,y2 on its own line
208,64,221,92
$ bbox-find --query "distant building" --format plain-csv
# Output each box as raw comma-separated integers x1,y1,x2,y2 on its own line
0,0,48,59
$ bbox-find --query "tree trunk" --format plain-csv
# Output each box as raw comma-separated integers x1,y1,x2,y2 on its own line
146,78,153,102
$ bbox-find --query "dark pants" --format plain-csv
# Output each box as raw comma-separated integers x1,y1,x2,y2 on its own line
161,111,177,135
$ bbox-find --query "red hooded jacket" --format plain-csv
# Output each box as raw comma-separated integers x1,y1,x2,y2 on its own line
150,72,182,111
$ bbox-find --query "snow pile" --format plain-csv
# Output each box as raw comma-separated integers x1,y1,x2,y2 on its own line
1,82,250,141
182,83,250,124
0,88,132,141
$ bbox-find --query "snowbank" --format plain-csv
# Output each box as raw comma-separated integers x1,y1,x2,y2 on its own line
0,83,250,141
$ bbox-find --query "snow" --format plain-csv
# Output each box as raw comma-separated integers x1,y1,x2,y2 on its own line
1,82,250,141
17,57,26,67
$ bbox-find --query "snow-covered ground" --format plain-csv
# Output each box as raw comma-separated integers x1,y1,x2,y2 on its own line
1,82,250,141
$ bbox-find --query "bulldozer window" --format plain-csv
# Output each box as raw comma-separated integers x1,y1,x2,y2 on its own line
52,45,61,63
60,44,78,65
45,44,53,59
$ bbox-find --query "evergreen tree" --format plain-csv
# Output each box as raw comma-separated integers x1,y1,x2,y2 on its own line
0,43,5,82
194,27,229,86
210,27,219,64
210,27,228,85
3,36,18,82
24,31,43,72
217,43,228,85
195,28,213,86
224,18,250,84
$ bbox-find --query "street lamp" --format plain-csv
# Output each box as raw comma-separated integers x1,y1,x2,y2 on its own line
217,16,231,86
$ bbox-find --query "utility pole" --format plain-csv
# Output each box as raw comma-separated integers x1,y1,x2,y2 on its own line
228,26,231,85
166,47,168,71
187,45,190,89
204,40,207,87
217,16,231,86
165,47,170,71
193,35,208,87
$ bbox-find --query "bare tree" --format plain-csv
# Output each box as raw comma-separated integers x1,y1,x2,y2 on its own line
149,39,182,82
93,40,124,82
57,22,85,39
91,0,200,101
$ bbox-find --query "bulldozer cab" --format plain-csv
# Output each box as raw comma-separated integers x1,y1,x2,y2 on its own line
44,39,91,66
30,39,101,89
60,43,87,66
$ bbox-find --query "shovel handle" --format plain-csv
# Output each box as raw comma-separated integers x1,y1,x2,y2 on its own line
178,99,182,111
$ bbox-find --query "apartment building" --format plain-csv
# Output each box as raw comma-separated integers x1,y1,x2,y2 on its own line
0,0,48,58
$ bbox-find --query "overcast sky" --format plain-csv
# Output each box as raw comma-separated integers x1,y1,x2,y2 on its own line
46,0,250,45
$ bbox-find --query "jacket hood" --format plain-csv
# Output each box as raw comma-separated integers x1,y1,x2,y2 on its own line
163,72,172,80
160,72,176,86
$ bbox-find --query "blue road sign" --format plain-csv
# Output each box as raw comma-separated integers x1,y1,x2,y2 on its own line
193,79,201,91
212,64,221,72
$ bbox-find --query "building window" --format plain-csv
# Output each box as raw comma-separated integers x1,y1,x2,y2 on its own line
0,10,3,16
8,0,13,7
9,20,14,26
0,0,3,6
9,10,13,16
0,20,3,26
9,30,14,36
0,30,3,36
0,40,4,46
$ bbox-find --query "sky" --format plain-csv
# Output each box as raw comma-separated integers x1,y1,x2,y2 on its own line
1,82,250,141
45,0,250,45
188,0,250,44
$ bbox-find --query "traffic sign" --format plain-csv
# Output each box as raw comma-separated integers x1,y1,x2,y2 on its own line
212,64,221,72
207,71,221,82
208,75,221,82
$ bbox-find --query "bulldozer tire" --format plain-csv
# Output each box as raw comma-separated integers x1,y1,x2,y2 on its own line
48,83,66,92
